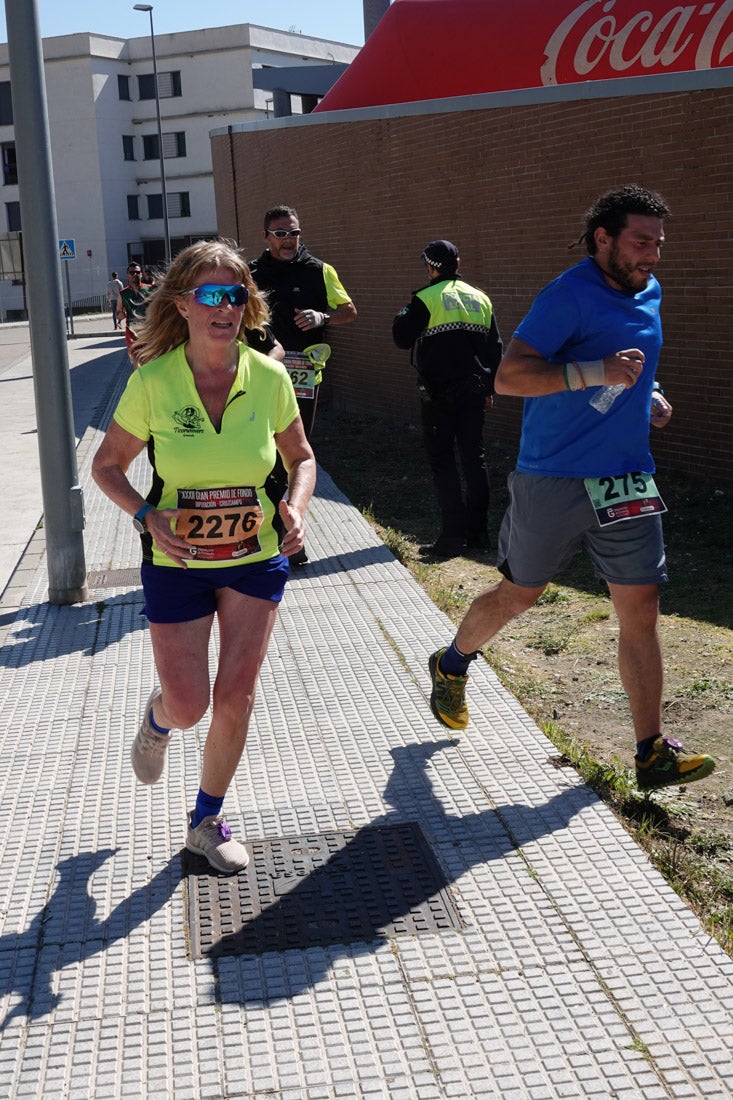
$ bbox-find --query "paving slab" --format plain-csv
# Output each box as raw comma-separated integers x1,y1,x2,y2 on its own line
0,330,731,1098
0,315,126,606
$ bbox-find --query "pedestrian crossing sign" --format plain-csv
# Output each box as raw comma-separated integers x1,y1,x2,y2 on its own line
58,239,76,260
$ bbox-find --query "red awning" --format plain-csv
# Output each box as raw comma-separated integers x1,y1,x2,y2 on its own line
315,0,733,112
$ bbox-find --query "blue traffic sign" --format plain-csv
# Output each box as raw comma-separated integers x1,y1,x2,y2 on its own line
58,239,76,260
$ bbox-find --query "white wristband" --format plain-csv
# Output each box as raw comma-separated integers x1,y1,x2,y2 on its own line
574,359,605,387
564,362,584,391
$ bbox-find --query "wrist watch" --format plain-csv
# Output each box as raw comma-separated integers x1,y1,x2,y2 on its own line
133,503,153,533
322,312,331,326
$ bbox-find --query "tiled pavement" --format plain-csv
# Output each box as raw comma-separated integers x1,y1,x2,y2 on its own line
0,323,731,1098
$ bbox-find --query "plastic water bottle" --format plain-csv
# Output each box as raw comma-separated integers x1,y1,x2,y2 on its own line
650,392,666,417
589,383,625,414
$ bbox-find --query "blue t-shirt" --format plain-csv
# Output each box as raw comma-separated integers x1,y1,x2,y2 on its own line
514,257,662,477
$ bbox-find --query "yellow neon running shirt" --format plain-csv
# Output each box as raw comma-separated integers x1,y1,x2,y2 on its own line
322,263,352,310
113,341,299,567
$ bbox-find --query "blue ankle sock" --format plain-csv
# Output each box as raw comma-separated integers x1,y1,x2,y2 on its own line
636,734,659,761
191,789,224,829
440,640,476,677
149,707,171,735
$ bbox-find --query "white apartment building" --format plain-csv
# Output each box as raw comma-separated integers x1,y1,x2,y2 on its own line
0,23,358,319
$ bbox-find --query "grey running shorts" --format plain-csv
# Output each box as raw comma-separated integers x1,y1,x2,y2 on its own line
496,472,668,588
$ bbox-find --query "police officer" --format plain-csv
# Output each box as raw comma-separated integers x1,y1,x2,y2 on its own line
393,240,502,557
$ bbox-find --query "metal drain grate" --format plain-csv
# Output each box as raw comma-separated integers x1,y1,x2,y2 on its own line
183,821,462,958
86,568,141,590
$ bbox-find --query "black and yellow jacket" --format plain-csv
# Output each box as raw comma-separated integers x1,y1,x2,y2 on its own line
392,275,502,400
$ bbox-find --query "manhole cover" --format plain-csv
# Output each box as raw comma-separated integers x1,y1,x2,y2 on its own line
183,821,462,958
87,568,141,590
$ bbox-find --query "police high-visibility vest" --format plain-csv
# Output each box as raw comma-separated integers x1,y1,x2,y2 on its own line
415,278,494,338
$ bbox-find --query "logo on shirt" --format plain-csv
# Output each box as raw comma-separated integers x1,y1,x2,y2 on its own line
442,291,481,313
173,406,205,435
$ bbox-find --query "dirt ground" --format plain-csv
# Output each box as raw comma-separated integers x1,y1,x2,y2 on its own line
410,548,733,840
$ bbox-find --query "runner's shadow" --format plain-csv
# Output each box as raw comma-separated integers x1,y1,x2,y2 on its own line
0,848,179,1033
206,738,595,1005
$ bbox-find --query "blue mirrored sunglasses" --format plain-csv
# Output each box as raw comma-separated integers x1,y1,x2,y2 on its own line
187,284,249,307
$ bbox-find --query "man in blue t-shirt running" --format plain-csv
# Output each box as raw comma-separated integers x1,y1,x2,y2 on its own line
427,184,715,792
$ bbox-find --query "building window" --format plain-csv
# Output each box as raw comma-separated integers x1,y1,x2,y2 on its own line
127,195,140,221
118,74,131,101
149,191,190,219
138,71,181,99
169,192,191,218
6,201,21,231
122,135,135,161
143,131,186,160
142,134,157,161
0,82,12,125
1,143,17,185
164,131,187,158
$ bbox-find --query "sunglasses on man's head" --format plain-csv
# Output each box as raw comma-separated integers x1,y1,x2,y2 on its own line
186,284,249,307
266,228,301,239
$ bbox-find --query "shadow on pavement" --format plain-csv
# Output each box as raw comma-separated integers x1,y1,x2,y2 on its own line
0,593,146,668
0,740,592,1028
68,350,128,438
202,739,592,1005
0,850,180,1033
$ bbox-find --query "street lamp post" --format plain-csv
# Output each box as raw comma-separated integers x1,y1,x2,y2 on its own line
133,4,171,267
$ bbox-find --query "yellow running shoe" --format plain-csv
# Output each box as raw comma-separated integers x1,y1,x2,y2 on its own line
635,736,715,790
428,648,469,730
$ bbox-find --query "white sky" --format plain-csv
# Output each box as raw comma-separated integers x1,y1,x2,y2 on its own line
0,1,367,47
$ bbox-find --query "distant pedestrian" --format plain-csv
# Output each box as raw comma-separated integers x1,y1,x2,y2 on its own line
116,263,154,364
106,271,124,330
393,240,502,557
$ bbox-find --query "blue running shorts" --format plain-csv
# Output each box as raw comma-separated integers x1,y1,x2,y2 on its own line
141,554,290,623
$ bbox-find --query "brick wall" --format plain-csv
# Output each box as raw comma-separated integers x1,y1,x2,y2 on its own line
212,83,733,483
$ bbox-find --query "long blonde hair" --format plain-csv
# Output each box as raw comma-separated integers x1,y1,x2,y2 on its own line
132,239,271,365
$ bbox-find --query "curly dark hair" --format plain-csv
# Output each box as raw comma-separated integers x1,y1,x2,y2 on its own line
582,184,670,255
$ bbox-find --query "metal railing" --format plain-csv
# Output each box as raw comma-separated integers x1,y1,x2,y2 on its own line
68,293,106,316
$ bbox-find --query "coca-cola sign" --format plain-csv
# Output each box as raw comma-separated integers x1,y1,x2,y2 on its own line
542,0,733,85
315,0,733,112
